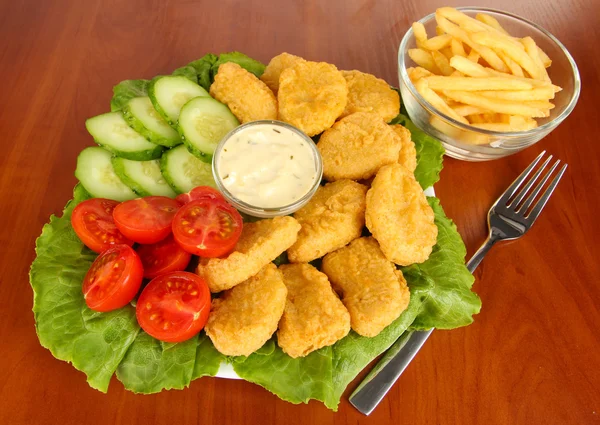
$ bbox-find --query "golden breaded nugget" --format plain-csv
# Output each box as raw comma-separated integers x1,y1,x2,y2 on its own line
277,263,350,358
287,180,367,263
209,62,277,123
318,112,401,181
196,216,300,292
260,52,306,95
340,70,400,122
391,124,417,173
278,61,348,136
366,164,437,266
206,264,287,356
321,237,410,337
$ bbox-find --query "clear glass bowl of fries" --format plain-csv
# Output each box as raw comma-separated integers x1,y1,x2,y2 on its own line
398,7,581,161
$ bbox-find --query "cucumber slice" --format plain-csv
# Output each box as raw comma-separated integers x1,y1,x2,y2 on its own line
75,147,137,201
160,145,217,194
112,157,177,198
122,97,181,147
148,76,210,125
178,96,239,162
85,112,163,160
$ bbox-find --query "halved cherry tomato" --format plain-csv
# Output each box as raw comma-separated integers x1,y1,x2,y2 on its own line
71,198,134,253
136,272,211,342
82,245,143,312
136,235,192,279
175,186,225,205
113,196,180,244
172,199,243,257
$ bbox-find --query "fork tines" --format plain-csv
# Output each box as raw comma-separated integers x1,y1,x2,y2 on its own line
496,150,568,222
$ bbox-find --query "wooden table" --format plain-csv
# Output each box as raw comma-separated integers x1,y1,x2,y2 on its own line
1,0,599,423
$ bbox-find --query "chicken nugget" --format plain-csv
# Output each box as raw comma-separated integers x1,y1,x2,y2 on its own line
340,70,400,122
206,263,287,356
278,61,348,136
260,52,306,95
366,163,437,266
321,237,410,337
391,124,417,173
318,112,401,181
277,263,350,358
196,216,301,292
209,62,277,123
287,180,367,263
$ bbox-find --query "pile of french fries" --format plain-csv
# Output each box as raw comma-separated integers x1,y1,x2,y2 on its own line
407,7,561,139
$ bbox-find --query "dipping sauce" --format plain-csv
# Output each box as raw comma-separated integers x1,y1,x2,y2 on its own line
215,122,320,209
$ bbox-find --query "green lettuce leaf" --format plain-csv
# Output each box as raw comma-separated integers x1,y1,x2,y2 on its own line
110,79,149,111
115,332,198,393
391,113,445,189
192,333,226,379
211,51,266,80
188,53,219,91
30,184,140,392
403,198,481,329
171,65,199,83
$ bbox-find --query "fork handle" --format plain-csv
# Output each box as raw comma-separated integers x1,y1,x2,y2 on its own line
348,235,496,415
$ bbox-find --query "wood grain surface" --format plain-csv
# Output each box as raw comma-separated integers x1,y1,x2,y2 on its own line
1,0,599,424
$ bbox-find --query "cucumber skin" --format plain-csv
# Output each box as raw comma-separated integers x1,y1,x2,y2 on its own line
180,136,213,164
111,157,152,197
93,141,163,161
159,151,186,194
122,102,182,148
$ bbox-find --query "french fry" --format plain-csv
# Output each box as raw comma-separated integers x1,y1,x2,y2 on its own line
450,70,464,77
470,32,541,79
475,86,556,101
471,116,538,131
415,79,469,124
498,51,524,77
408,48,439,74
453,104,493,116
467,50,480,63
537,46,552,67
407,66,434,83
522,100,555,110
467,114,486,124
476,13,509,35
424,76,533,91
412,22,428,45
451,38,467,57
443,90,548,117
436,14,510,73
431,51,454,75
449,56,491,77
521,37,550,81
436,26,445,36
421,34,453,50
485,68,562,90
440,46,454,60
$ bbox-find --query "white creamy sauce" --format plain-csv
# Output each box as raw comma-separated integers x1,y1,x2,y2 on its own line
217,124,317,208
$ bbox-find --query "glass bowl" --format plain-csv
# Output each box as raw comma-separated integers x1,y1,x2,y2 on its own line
212,120,323,218
398,7,581,161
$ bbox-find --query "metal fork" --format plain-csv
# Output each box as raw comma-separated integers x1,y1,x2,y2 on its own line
349,150,568,415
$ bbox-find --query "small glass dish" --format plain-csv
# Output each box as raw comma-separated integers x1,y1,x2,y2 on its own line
212,120,323,218
398,7,581,161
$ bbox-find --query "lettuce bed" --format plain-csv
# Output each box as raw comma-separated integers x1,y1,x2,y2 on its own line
29,52,480,411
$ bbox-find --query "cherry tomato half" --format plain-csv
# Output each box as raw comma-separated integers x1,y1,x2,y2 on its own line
82,245,143,312
175,186,225,205
136,235,192,279
136,272,211,343
172,199,243,258
113,196,180,244
71,198,134,253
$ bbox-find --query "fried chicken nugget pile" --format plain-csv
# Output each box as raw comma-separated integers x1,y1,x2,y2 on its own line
322,237,410,337
278,61,348,136
366,163,437,266
206,263,287,356
260,52,306,95
318,112,402,181
391,124,417,174
196,216,300,292
210,62,277,123
277,263,350,358
287,180,367,263
340,70,400,122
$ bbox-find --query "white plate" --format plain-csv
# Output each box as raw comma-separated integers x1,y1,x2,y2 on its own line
214,185,436,379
